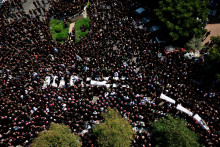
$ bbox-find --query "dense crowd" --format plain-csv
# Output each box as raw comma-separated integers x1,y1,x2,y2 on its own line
0,0,219,146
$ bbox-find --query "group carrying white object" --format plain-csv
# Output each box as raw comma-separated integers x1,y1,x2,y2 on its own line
42,76,69,89
42,75,209,131
160,93,209,130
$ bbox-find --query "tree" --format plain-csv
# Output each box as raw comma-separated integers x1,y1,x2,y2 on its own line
32,123,82,147
185,35,203,51
155,0,209,43
150,115,200,147
209,36,220,81
209,36,220,63
93,108,135,147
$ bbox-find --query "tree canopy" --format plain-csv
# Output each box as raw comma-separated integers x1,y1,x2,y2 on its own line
185,35,203,51
209,36,220,63
155,0,209,43
93,108,135,147
150,115,200,147
32,123,82,147
209,36,220,80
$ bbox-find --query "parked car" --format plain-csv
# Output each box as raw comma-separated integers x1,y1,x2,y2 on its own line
149,25,162,33
135,7,146,15
141,17,151,24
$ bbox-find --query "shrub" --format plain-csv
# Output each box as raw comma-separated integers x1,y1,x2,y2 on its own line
150,115,200,147
80,32,87,38
56,33,64,41
55,24,63,33
32,123,82,147
75,17,90,43
93,108,135,147
87,2,90,8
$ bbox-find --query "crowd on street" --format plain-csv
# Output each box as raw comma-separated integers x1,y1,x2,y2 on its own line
0,0,219,146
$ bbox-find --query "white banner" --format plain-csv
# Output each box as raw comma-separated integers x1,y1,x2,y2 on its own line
42,76,51,89
176,104,193,116
52,76,58,87
59,77,65,88
160,93,176,104
90,80,107,86
193,114,209,130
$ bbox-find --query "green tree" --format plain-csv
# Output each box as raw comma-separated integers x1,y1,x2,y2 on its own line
55,24,63,33
150,115,200,147
209,36,220,80
209,36,220,63
185,35,203,51
155,0,209,42
56,33,65,41
93,108,135,147
32,123,82,147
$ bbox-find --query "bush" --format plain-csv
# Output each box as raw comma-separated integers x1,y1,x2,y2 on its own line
55,24,63,33
93,108,135,147
32,123,82,147
56,33,64,41
80,32,87,38
150,115,200,147
50,19,70,44
75,17,90,43
87,2,90,8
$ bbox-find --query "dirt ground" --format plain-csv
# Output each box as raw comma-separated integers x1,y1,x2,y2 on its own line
202,23,220,45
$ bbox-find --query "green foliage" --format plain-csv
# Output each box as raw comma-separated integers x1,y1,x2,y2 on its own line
217,73,220,81
209,36,220,63
93,108,135,147
32,123,82,147
49,19,70,44
155,0,209,43
150,115,200,147
75,17,90,43
185,35,203,50
209,36,220,81
87,2,90,8
56,33,65,41
55,24,63,33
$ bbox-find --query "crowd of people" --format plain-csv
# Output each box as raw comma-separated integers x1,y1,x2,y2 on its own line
0,0,219,146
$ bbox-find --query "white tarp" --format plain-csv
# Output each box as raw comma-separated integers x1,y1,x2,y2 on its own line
42,76,51,89
51,76,58,87
90,80,107,86
160,93,176,104
165,45,176,52
70,75,74,86
106,84,111,88
113,77,119,80
59,77,65,88
103,77,109,81
86,77,91,81
113,83,119,88
193,114,209,130
176,104,193,116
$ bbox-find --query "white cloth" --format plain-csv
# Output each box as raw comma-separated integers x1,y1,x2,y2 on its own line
176,104,193,116
90,80,107,86
59,77,65,88
193,114,209,130
70,75,74,86
160,93,176,104
51,76,58,87
42,76,51,89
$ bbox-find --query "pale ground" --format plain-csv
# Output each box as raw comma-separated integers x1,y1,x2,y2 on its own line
202,23,220,45
68,5,88,35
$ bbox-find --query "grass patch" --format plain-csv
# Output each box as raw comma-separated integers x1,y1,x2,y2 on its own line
87,2,90,8
50,19,70,44
75,17,90,43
